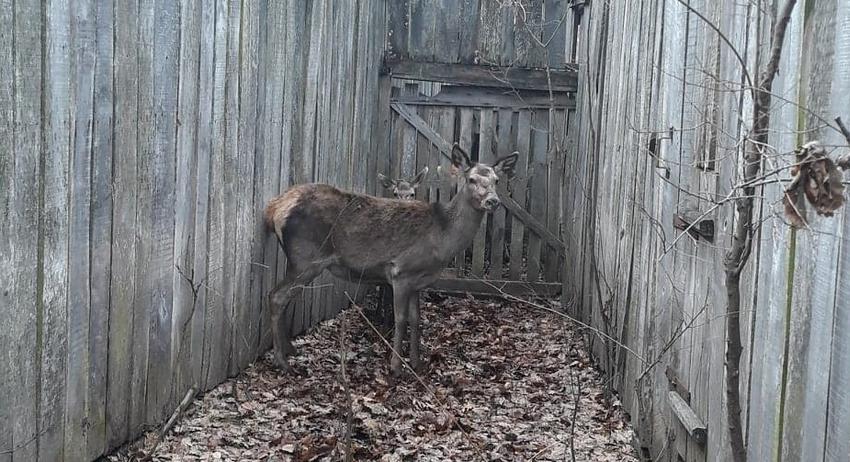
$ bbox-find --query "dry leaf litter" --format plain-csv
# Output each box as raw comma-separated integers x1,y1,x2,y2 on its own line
106,294,638,461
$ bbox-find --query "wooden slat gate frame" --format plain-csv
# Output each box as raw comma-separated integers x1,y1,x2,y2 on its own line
386,92,571,298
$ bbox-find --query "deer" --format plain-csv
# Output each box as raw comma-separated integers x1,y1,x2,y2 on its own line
264,143,518,377
378,167,429,201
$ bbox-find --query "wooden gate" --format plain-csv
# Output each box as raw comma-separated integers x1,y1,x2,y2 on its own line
380,79,575,298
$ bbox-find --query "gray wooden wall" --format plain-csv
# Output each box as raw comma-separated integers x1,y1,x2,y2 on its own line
0,0,386,460
386,0,578,68
566,0,850,460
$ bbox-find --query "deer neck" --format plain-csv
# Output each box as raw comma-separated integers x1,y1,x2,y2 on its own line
439,187,485,256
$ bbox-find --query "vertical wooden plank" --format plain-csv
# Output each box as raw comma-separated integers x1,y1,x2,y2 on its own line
442,106,462,273
401,83,418,178
107,0,138,447
415,107,433,201
526,110,548,282
0,0,12,455
490,108,511,279
65,0,95,457
220,0,241,377
386,0,408,60
280,0,307,336
372,75,393,196
39,0,71,458
456,0,480,63
259,0,287,354
87,0,114,456
432,0,460,63
129,0,155,435
544,0,568,67
171,0,201,405
823,1,850,459
408,0,434,62
232,0,259,372
4,0,42,459
544,109,566,282
471,109,493,277
202,0,231,390
190,0,215,391
509,111,531,281
145,0,179,422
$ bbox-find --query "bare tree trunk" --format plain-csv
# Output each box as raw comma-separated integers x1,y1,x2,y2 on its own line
724,2,797,461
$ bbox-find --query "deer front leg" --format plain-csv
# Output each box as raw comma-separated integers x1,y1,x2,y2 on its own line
408,291,423,372
390,282,410,377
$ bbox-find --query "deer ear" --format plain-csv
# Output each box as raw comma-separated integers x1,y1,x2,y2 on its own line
378,173,394,189
494,151,519,176
451,143,473,170
411,166,428,187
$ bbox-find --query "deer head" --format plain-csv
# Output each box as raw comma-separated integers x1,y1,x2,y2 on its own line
378,167,429,201
450,143,518,211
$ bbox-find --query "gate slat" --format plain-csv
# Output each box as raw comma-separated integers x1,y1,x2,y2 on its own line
490,109,512,279
455,108,474,275
544,109,567,281
527,110,549,282
509,111,532,281
472,109,494,276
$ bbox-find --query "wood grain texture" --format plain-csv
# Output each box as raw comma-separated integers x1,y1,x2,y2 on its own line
145,0,179,423
87,0,115,456
65,1,95,458
171,0,202,407
0,0,12,455
471,109,494,276
509,111,532,281
526,110,549,282
39,0,71,457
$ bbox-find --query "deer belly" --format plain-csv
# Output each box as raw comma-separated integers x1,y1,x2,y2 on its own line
327,264,387,284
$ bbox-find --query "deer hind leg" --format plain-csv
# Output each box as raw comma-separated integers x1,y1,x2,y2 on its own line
269,262,325,371
408,291,423,372
390,282,411,377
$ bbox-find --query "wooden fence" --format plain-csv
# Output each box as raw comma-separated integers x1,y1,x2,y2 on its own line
566,0,850,460
0,0,385,460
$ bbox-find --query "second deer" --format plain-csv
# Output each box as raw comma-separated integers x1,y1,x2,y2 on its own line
264,143,518,377
378,167,429,201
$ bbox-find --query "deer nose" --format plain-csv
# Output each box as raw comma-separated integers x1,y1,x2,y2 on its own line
484,197,500,209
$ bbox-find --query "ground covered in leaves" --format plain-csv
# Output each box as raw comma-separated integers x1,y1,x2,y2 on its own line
108,294,638,461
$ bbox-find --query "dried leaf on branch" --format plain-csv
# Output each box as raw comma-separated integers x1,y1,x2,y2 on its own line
783,141,847,227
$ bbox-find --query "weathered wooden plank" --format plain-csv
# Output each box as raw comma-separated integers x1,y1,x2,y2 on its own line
220,0,242,377
258,0,287,354
526,110,549,282
415,106,434,201
431,0,460,63
373,75,393,196
544,109,566,281
145,0,179,422
87,0,115,456
509,111,531,281
38,0,71,458
129,0,155,434
233,0,259,371
170,0,202,408
544,0,568,67
394,85,576,109
442,106,463,274
401,83,419,178
471,109,494,277
408,0,435,62
385,0,409,61
392,102,454,160
190,0,215,391
0,0,12,456
106,0,138,448
489,109,511,279
384,60,579,91
456,0,480,63
669,390,707,446
202,0,230,391
65,0,95,457
5,1,42,460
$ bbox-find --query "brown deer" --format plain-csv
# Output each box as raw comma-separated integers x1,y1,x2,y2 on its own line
378,166,429,201
264,143,518,376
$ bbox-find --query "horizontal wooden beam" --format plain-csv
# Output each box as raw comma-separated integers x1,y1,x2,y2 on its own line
668,390,707,446
393,86,576,109
383,59,578,92
427,277,562,298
